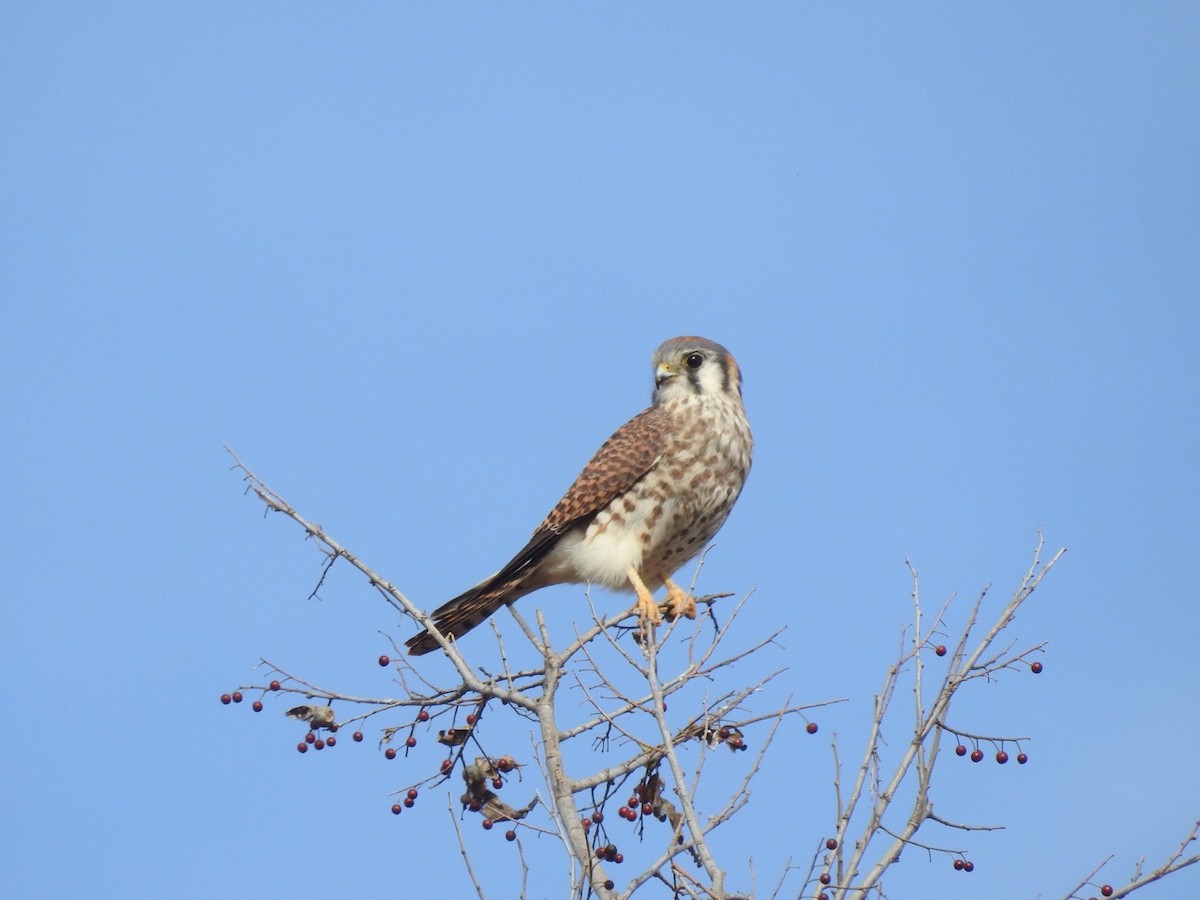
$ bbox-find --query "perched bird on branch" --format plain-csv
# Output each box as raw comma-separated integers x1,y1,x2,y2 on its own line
406,335,753,656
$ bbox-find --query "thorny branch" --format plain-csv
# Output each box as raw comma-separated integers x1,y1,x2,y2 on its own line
820,535,1066,899
225,449,806,899
1060,818,1200,900
226,454,1196,899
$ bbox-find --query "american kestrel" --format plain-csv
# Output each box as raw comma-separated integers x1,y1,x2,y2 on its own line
405,336,753,656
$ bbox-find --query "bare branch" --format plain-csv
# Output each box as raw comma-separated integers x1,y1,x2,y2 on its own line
224,459,1193,900
447,793,488,900
1063,819,1200,899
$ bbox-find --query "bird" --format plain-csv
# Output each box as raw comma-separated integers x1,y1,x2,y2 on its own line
405,335,753,656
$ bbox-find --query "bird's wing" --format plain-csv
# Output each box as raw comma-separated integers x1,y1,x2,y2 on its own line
405,405,669,655
537,404,670,534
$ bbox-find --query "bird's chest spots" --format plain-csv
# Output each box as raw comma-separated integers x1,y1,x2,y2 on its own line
584,423,744,577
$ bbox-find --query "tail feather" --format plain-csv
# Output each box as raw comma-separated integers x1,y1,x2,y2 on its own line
405,579,521,656
406,529,563,656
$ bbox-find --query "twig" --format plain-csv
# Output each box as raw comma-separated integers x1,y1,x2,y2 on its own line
447,793,488,900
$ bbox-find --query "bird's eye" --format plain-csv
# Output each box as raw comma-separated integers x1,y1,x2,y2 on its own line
685,352,704,370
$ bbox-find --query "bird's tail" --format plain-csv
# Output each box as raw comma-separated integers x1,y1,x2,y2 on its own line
405,577,525,656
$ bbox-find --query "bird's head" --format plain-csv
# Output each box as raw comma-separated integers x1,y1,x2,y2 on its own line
651,336,743,405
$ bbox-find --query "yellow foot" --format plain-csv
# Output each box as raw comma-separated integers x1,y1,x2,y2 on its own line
664,577,697,621
626,567,662,626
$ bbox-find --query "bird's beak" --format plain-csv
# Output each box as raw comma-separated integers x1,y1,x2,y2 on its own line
655,362,675,387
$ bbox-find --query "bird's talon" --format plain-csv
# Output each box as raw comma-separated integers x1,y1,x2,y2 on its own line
664,579,698,621
628,566,663,627
638,593,663,627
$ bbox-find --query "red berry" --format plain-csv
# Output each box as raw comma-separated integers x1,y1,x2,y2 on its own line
955,744,967,756
328,723,338,733
505,829,516,841
492,778,503,790
818,894,829,900
313,739,325,750
296,742,308,753
826,838,838,850
581,817,591,830
378,655,390,667
964,861,974,872
269,680,281,691
628,796,639,808
468,799,482,812
1017,752,1029,764
953,859,965,871
305,732,316,744
441,758,453,772
385,748,397,760
614,853,624,864
252,700,264,712
406,736,417,748
325,735,336,747
220,693,232,705
391,804,402,815
604,881,614,891
403,798,414,808
642,803,654,816
466,714,477,725
806,722,819,735
407,789,418,801
970,749,984,762
592,811,604,824
417,709,430,722
1030,661,1043,674
482,819,494,830
353,731,364,742
231,691,243,703
996,750,1009,764
618,806,631,818
1101,887,1114,897
819,873,831,885
935,644,947,656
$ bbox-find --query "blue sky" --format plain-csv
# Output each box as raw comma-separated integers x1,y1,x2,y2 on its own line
3,4,1197,897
